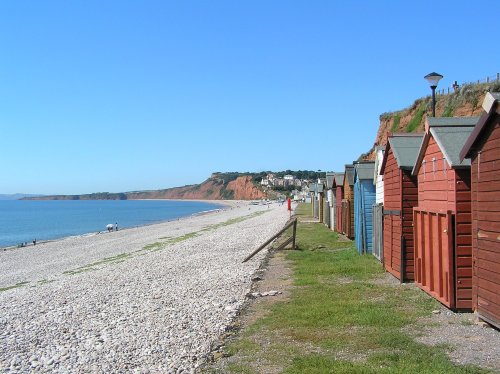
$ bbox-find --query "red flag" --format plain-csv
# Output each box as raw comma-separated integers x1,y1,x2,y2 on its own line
287,198,291,211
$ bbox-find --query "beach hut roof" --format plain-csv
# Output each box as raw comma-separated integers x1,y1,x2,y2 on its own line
412,116,479,175
334,173,345,186
344,164,355,186
354,161,375,181
309,183,317,193
460,92,500,161
326,173,335,189
380,133,424,174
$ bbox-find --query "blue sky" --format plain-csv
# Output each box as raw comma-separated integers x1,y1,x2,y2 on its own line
1,1,498,194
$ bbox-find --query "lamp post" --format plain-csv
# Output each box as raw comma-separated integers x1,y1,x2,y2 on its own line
424,72,443,117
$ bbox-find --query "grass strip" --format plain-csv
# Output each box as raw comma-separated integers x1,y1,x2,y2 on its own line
0,281,29,292
216,203,488,373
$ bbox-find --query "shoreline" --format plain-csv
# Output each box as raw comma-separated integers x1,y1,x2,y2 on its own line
0,202,290,372
0,199,241,251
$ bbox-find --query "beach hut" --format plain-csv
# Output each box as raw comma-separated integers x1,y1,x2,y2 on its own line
341,164,355,239
460,92,500,328
372,146,385,261
310,183,319,218
334,173,345,233
412,116,478,310
325,173,335,229
380,134,423,282
354,161,376,254
316,179,325,223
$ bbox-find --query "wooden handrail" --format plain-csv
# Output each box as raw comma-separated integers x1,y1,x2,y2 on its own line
242,218,297,263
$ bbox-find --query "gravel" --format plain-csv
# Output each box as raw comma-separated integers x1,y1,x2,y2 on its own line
0,202,290,373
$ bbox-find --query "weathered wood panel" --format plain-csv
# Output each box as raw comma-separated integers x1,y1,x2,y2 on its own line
335,185,343,233
414,209,455,308
382,146,418,282
469,114,500,328
372,203,383,262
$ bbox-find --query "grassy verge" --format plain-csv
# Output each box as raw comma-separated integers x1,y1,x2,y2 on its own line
212,204,487,373
0,281,29,293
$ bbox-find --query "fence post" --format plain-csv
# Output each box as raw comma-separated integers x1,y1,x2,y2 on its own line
292,219,297,249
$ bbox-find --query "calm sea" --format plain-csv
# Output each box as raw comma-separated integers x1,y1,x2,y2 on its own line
0,200,223,248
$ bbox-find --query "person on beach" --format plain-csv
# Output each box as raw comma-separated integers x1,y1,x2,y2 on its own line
115,222,118,231
33,239,36,245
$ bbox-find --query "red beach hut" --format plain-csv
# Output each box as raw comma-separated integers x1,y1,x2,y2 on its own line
412,116,479,310
460,92,500,328
380,133,423,282
341,164,355,239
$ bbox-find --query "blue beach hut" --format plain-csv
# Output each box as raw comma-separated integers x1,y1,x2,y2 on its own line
354,161,376,254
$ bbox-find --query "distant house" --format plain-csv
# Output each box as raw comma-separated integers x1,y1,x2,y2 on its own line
460,92,500,328
354,161,376,254
412,116,478,310
380,134,423,281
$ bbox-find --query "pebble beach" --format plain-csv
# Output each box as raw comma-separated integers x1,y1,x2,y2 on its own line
0,201,291,373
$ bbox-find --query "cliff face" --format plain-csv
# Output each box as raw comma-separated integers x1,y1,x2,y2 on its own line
227,176,267,200
368,81,499,160
25,174,268,201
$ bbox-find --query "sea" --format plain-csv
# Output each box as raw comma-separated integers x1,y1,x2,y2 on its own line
0,200,224,248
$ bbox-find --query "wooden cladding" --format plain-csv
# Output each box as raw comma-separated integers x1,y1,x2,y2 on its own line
414,209,455,308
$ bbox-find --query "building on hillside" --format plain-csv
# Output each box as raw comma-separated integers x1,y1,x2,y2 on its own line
372,146,385,262
354,161,376,254
380,134,423,281
342,165,356,239
412,116,479,310
460,92,500,328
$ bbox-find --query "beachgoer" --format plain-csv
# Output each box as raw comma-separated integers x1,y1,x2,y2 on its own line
115,222,118,231
33,239,36,245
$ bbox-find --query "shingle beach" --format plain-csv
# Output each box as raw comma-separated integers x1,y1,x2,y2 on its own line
0,201,290,373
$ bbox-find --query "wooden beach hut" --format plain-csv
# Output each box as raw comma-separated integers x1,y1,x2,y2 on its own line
412,116,479,310
372,146,385,261
460,92,500,328
310,183,318,218
341,164,355,239
325,172,335,229
334,173,345,233
380,134,422,282
317,180,325,224
354,161,376,254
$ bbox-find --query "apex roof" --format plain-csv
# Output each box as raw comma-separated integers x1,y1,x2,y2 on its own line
344,164,355,186
326,173,335,189
460,92,500,161
354,161,375,181
334,173,345,186
382,133,424,173
412,116,479,175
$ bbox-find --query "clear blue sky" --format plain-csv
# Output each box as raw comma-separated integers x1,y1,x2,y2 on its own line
1,1,498,195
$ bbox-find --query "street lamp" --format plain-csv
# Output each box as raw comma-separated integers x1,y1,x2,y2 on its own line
424,72,443,117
